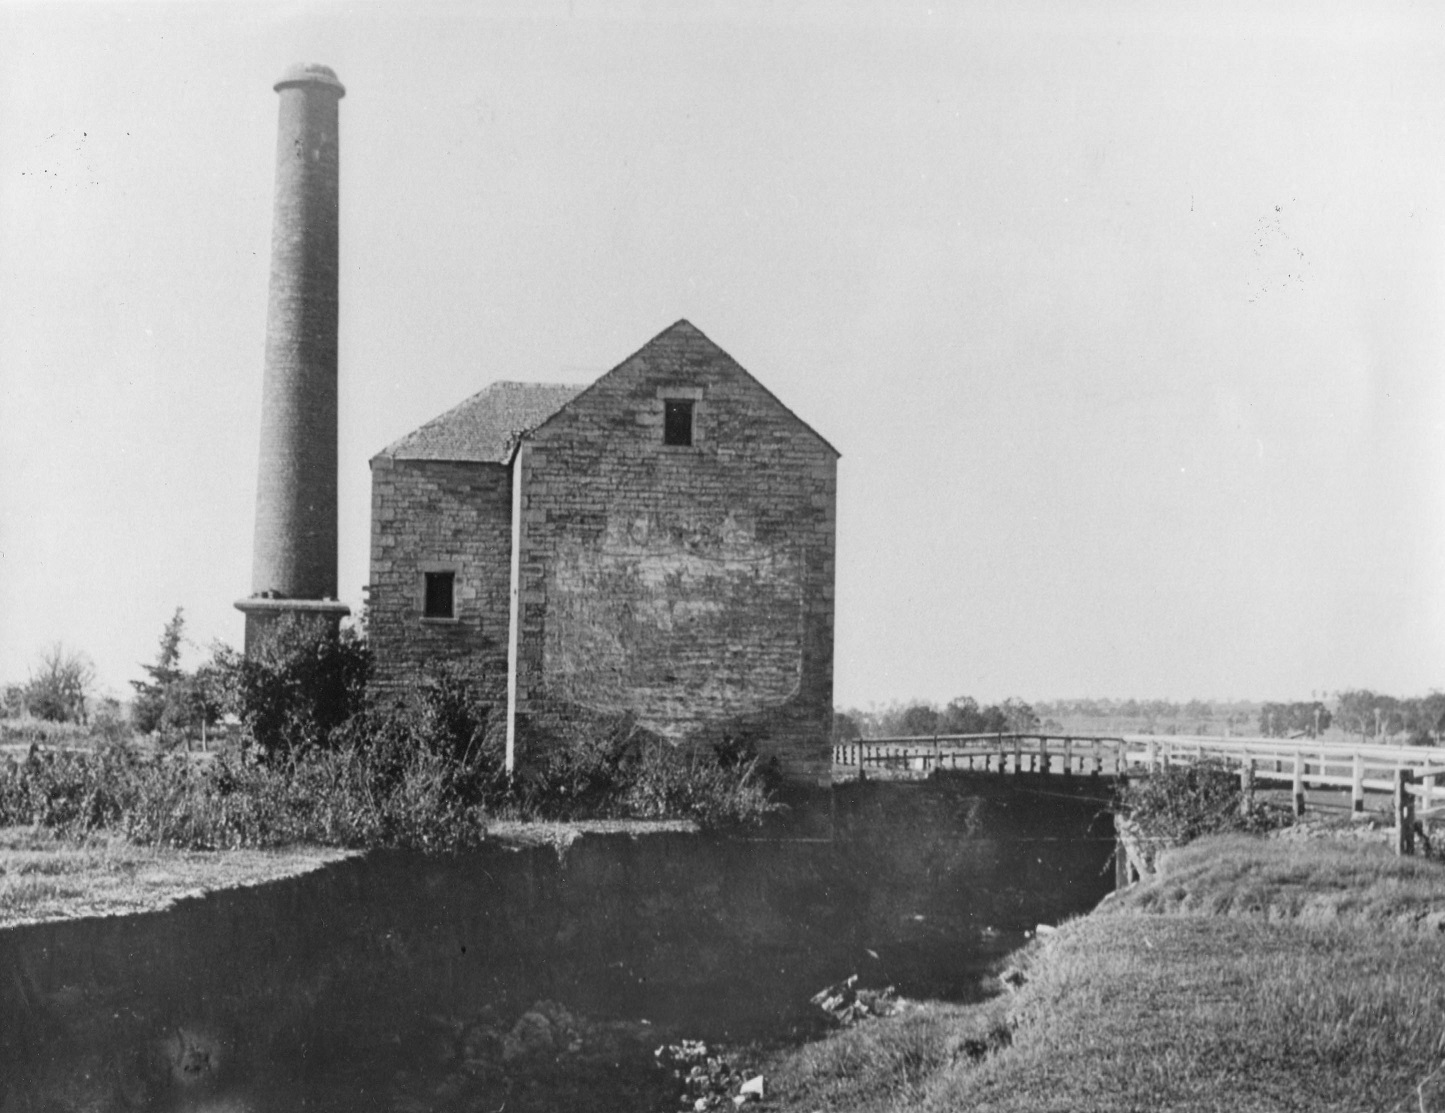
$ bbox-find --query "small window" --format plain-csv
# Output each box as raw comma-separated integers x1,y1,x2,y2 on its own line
664,399,694,447
423,571,455,619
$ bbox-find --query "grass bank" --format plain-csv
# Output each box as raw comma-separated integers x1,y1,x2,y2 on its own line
0,825,353,929
763,834,1445,1113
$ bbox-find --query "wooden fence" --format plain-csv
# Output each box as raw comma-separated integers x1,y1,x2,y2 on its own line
833,732,1445,853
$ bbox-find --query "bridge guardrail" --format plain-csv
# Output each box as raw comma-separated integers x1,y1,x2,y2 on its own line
832,733,1445,841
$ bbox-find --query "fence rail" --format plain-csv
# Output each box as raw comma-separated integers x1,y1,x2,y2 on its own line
832,732,1445,835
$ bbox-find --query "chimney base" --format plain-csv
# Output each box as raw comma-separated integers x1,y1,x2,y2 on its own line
235,597,351,655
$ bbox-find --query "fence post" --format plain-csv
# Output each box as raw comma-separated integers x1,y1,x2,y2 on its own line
1091,739,1101,778
1063,736,1074,777
1394,769,1415,856
1351,752,1365,814
1038,735,1050,776
1293,750,1305,818
1146,738,1157,773
1011,734,1021,775
1239,757,1254,817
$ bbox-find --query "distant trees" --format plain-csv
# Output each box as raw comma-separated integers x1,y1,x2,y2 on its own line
1334,689,1444,746
834,696,1042,739
835,692,1444,745
22,644,95,723
830,711,862,744
1257,701,1331,739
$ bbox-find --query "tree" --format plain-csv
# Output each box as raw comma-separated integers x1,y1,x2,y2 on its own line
1333,690,1378,742
131,608,187,735
24,644,95,723
998,697,1040,733
1402,692,1445,746
899,703,940,736
831,711,862,743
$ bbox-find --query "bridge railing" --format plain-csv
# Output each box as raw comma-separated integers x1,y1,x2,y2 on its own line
833,732,1445,820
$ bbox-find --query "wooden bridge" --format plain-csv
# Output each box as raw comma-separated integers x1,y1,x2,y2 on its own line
833,732,1445,852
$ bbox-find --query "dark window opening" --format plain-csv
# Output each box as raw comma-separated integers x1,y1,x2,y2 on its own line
423,572,455,619
664,399,694,446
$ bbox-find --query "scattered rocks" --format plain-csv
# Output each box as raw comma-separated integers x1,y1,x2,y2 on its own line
655,1039,762,1112
809,974,901,1025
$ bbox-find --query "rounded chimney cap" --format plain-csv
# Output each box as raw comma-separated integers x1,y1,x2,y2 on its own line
274,63,345,97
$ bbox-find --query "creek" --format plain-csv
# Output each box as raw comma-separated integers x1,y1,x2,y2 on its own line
0,776,1116,1112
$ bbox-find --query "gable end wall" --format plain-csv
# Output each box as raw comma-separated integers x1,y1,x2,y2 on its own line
512,329,835,784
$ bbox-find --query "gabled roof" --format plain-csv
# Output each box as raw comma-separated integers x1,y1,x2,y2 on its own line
374,320,839,464
531,319,841,459
375,381,585,463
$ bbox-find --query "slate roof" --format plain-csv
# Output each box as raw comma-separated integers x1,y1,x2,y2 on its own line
376,381,586,463
375,320,838,464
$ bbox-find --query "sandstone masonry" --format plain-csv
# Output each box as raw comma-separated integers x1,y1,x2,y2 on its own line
368,321,838,785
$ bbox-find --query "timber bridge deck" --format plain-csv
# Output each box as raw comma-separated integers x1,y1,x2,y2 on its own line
833,732,1445,849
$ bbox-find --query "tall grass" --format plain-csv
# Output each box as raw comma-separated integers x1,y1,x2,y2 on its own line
0,742,490,851
0,725,778,851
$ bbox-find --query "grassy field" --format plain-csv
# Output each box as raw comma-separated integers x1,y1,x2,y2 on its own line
763,834,1445,1112
0,825,354,929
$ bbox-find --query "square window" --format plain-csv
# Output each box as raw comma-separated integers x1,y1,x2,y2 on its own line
664,399,694,447
423,571,455,619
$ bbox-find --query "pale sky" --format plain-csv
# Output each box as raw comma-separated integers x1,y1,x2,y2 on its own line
2,1,1443,708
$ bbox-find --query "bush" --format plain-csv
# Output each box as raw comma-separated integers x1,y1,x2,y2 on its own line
1116,760,1290,849
618,739,776,827
513,708,778,826
218,615,370,763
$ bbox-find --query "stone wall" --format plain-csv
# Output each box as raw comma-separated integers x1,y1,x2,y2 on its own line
367,456,512,708
514,323,836,783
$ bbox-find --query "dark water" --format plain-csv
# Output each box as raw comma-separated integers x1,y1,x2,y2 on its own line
0,777,1116,1112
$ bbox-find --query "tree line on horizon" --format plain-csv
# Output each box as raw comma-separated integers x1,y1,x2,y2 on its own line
834,691,1445,746
4,629,1444,750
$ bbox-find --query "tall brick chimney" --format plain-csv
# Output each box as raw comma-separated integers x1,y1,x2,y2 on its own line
236,64,350,650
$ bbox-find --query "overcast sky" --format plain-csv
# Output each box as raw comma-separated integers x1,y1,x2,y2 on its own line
2,1,1443,709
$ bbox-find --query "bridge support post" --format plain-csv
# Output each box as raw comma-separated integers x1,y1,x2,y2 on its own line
1113,809,1137,889
1351,753,1365,814
1292,751,1305,818
1395,769,1415,856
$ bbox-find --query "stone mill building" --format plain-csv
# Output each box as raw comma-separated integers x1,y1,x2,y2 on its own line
235,65,838,785
367,321,839,784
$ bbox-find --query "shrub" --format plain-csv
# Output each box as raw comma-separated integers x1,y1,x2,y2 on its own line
619,739,776,827
1116,759,1290,849
217,615,370,763
513,708,778,826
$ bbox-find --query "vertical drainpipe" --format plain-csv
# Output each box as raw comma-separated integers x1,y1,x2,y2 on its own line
505,440,529,775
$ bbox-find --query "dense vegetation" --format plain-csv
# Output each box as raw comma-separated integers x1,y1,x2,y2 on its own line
0,613,778,850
